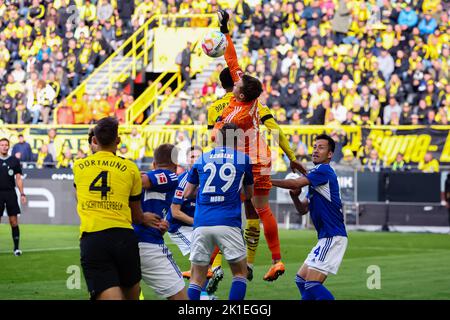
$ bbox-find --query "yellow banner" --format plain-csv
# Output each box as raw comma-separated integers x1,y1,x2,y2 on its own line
362,126,450,165
2,125,449,168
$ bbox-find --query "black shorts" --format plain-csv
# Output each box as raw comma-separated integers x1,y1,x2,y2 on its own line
0,191,21,216
80,228,141,299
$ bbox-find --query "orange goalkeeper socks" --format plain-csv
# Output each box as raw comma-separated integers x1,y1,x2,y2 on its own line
256,205,281,262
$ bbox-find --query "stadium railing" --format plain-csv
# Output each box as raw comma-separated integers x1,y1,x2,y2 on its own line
54,13,217,125
125,70,184,125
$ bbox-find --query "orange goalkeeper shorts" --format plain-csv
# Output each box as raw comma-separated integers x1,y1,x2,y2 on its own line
253,162,272,196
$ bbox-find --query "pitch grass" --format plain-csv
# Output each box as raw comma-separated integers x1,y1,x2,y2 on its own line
0,224,449,300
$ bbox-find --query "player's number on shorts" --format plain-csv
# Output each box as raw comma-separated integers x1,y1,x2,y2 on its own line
203,163,236,193
89,171,111,200
314,246,321,257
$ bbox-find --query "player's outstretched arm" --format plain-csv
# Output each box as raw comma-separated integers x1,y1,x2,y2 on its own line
272,176,310,190
258,103,307,175
289,189,309,215
218,9,242,84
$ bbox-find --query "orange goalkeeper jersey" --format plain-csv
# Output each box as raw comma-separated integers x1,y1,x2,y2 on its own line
213,34,271,167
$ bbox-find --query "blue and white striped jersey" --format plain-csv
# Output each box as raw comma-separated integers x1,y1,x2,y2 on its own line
133,169,178,244
306,163,347,239
167,171,196,233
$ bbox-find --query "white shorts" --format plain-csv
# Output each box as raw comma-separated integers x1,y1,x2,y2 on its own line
190,226,246,266
168,226,194,256
304,236,348,275
138,242,185,298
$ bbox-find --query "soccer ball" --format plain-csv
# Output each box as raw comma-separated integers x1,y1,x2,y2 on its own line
201,30,227,58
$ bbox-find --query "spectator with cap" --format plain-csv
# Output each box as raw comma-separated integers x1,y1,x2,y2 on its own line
117,143,131,160
0,96,16,122
339,147,362,170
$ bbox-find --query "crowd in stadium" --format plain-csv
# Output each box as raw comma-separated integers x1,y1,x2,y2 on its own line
0,0,220,125
171,0,449,128
0,0,448,171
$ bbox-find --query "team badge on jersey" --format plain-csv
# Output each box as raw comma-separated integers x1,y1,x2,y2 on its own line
174,189,184,199
155,173,168,185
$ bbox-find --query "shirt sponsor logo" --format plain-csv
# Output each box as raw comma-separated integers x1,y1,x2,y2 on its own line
175,189,184,199
156,173,168,184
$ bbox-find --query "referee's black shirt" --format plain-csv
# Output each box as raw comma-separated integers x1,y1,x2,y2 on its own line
0,156,22,191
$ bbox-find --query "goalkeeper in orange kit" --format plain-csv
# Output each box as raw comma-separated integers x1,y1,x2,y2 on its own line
211,10,307,281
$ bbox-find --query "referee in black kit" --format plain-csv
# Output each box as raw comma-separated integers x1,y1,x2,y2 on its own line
0,138,26,256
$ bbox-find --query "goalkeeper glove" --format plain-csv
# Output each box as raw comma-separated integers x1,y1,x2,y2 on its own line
217,9,229,34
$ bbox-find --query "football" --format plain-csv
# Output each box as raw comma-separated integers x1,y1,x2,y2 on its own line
201,30,228,58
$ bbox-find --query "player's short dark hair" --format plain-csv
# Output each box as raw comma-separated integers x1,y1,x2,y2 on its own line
93,117,119,147
315,134,335,153
88,127,95,145
0,138,9,145
219,67,234,90
154,143,177,166
241,75,263,102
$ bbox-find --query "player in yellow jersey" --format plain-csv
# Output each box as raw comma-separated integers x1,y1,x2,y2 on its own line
73,117,163,300
207,66,306,281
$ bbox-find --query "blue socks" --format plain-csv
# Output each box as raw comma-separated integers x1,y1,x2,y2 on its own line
229,276,247,300
191,276,248,300
303,281,335,300
295,275,306,297
188,283,202,300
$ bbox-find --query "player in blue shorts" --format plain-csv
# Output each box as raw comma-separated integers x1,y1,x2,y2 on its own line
133,143,187,300
272,134,348,300
184,123,254,300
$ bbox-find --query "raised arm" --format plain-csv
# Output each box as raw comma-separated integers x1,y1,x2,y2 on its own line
218,10,243,84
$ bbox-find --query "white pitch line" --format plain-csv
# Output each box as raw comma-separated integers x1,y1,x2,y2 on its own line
0,246,78,254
